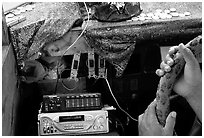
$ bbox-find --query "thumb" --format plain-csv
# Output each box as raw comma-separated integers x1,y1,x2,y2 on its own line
164,111,177,136
178,43,199,69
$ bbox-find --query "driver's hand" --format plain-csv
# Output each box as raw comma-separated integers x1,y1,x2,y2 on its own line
138,100,177,136
156,43,202,100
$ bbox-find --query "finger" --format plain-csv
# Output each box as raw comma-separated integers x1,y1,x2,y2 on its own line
138,113,145,136
164,111,177,136
143,108,148,122
138,114,144,124
160,61,171,73
143,103,151,127
141,110,149,128
165,54,174,66
168,46,179,57
178,43,200,70
156,69,165,76
146,100,158,123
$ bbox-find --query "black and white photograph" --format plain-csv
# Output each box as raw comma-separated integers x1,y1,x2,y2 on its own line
2,1,202,136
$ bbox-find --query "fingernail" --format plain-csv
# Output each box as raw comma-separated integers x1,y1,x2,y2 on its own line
156,69,164,76
167,60,173,66
179,43,185,50
179,43,184,46
167,60,171,65
159,69,164,76
165,66,171,72
169,47,174,51
171,112,177,118
155,69,159,74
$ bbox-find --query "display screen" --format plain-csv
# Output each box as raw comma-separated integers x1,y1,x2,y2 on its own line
73,60,79,69
100,59,105,68
59,115,84,122
89,59,94,68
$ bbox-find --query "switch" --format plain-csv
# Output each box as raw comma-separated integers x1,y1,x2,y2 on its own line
93,125,98,130
98,117,104,123
50,126,54,133
47,127,50,133
43,127,46,133
99,125,104,129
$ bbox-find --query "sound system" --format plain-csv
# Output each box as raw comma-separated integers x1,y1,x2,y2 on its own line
38,93,109,135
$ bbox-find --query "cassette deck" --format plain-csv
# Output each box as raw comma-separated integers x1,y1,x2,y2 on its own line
38,110,109,135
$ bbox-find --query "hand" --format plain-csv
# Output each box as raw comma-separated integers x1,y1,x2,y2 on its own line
156,43,202,122
156,43,202,99
138,100,177,136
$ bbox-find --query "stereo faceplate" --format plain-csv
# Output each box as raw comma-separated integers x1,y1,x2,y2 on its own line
38,110,109,135
41,93,102,113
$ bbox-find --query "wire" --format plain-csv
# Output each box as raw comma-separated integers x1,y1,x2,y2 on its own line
61,79,78,91
54,61,59,94
54,2,90,93
105,78,138,122
109,112,125,135
58,67,78,91
61,2,89,57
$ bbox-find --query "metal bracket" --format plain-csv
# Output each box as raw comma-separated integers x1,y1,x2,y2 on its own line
98,56,107,79
88,50,96,78
69,53,80,81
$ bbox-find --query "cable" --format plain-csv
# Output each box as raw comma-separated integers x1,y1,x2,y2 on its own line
54,2,90,93
61,79,78,91
109,112,125,135
54,61,59,94
58,68,78,91
61,2,89,57
105,78,138,122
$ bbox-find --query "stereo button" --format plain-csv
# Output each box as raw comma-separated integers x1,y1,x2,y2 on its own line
50,126,54,133
93,125,98,130
98,117,104,123
99,125,104,129
43,127,46,133
86,116,92,120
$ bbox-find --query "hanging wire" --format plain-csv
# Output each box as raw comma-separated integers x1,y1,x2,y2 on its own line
105,78,138,122
54,2,90,93
61,2,90,57
60,68,79,91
